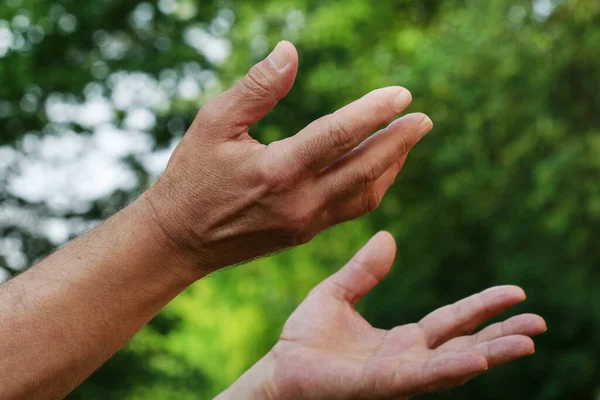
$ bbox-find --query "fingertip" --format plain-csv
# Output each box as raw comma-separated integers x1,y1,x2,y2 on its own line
467,353,490,372
399,86,412,98
515,285,527,299
417,113,433,131
456,354,489,387
523,336,536,355
504,313,547,337
357,232,397,277
278,40,298,56
486,285,527,303
541,319,548,333
282,41,299,66
373,231,396,247
473,335,537,369
502,335,535,357
528,314,548,334
512,286,527,301
394,87,412,112
397,112,433,134
361,86,413,114
372,231,397,261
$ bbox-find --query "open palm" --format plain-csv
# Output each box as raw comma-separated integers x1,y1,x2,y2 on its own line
266,232,547,399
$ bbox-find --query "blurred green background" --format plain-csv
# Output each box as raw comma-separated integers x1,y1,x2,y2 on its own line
1,0,599,398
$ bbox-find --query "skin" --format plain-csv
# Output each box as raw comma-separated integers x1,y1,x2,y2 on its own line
216,232,546,399
145,41,431,273
0,41,545,399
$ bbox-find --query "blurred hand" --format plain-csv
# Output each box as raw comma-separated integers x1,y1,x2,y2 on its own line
143,41,433,272
219,232,547,399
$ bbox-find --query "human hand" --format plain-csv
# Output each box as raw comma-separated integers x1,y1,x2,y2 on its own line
143,41,433,273
219,232,547,399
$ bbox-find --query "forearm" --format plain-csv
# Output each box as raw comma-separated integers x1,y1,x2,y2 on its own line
0,193,200,399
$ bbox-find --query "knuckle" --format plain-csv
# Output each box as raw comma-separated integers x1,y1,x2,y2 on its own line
363,187,383,213
397,128,410,156
281,207,313,234
261,165,298,195
330,112,359,154
374,96,391,119
261,145,308,193
276,200,321,246
242,64,277,99
255,154,292,192
358,161,378,190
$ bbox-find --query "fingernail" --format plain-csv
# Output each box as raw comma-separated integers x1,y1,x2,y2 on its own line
268,41,291,71
418,115,433,134
395,88,412,111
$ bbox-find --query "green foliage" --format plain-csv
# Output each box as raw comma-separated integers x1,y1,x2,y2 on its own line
1,0,599,398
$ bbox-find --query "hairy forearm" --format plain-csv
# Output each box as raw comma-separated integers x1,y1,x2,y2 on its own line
0,194,200,399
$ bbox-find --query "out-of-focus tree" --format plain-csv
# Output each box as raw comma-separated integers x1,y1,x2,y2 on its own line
0,0,599,398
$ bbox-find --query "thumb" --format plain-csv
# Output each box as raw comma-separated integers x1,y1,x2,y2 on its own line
316,231,397,305
197,41,298,134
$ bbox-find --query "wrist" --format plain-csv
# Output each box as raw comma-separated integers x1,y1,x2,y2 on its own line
130,190,207,283
139,171,278,275
215,352,279,400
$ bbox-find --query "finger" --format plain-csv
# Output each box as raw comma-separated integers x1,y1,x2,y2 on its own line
419,286,527,349
392,352,488,397
313,231,396,305
317,113,430,203
326,155,407,225
278,86,413,173
436,314,547,353
193,41,298,134
470,335,535,369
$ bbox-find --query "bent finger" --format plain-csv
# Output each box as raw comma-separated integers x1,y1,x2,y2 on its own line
470,335,536,369
436,314,547,353
316,113,431,203
391,352,488,397
278,86,413,174
326,155,407,225
419,286,527,349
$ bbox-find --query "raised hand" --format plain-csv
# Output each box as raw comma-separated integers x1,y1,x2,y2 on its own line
143,41,433,273
219,232,547,399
